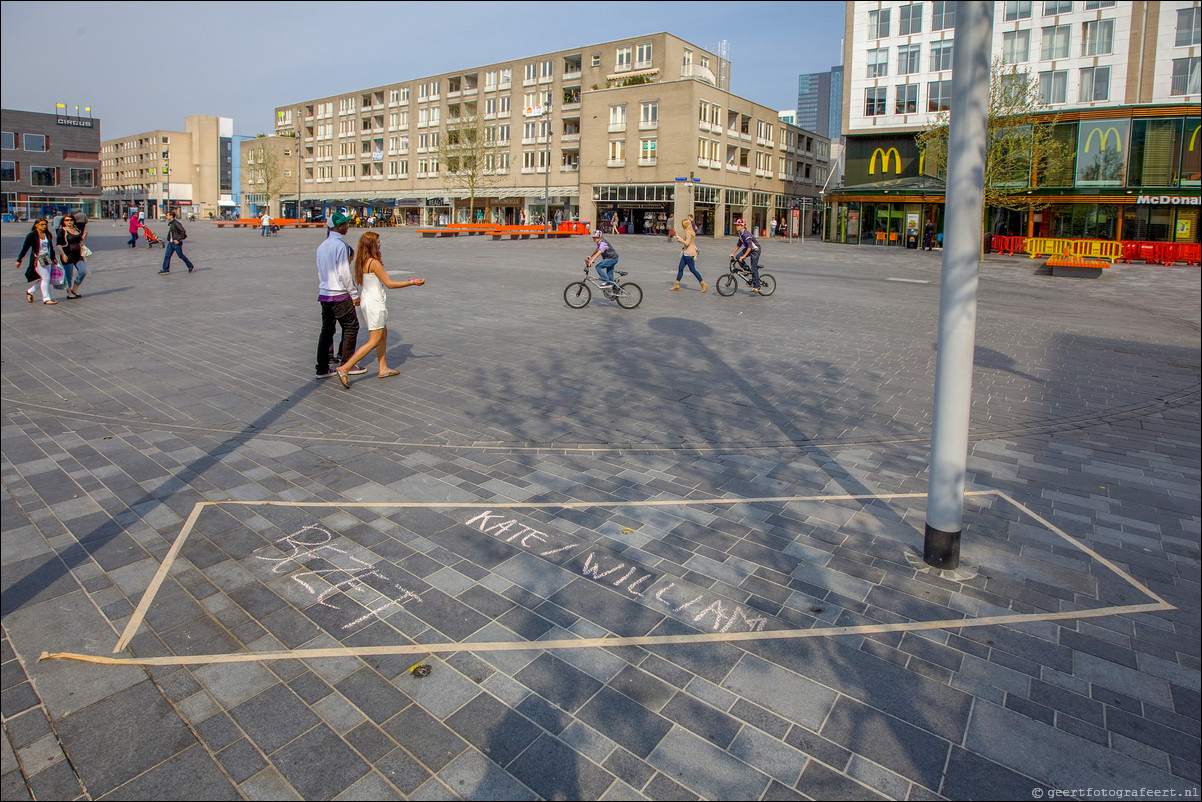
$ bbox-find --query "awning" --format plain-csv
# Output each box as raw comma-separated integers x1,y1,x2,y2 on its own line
606,67,660,81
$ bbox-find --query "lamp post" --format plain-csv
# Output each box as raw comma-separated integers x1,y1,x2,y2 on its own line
543,95,552,236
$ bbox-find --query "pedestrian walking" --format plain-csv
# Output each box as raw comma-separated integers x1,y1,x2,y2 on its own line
923,220,935,251
15,218,59,305
315,212,365,380
56,214,88,298
261,210,272,237
158,210,195,274
128,213,142,248
334,231,426,389
671,216,707,293
666,214,675,240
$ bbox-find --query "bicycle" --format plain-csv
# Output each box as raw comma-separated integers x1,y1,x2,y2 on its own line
564,263,643,309
716,257,776,297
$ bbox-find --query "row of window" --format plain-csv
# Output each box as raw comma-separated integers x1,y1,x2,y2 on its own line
1001,19,1115,64
1,132,49,152
869,2,958,38
865,57,1199,116
0,162,95,187
866,42,955,78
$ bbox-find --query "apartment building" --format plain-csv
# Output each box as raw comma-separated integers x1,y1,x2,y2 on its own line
100,115,237,219
1,109,102,220
827,1,1200,245
273,33,830,237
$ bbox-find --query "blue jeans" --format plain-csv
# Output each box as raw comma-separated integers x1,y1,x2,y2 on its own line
595,257,618,284
261,225,270,237
128,230,138,247
162,241,194,272
675,254,702,283
63,259,87,288
745,251,761,287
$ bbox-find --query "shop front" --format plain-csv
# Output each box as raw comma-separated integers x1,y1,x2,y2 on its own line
723,189,747,236
397,198,422,226
424,197,451,226
592,184,675,235
692,185,719,237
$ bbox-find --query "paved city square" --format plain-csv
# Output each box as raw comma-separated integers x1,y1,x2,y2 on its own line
2,222,1199,800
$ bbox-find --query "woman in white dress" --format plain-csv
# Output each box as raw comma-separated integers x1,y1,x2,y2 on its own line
336,232,425,388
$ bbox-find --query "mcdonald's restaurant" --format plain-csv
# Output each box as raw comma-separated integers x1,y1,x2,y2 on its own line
824,105,1200,250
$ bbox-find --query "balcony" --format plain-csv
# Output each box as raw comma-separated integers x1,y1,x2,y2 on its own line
680,64,716,85
638,157,657,167
561,133,580,144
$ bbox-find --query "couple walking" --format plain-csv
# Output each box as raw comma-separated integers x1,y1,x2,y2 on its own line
316,212,425,389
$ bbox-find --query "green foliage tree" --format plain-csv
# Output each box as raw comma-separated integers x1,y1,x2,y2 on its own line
246,136,289,216
915,60,1074,228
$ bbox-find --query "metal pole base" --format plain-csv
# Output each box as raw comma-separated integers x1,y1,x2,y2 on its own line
923,524,961,570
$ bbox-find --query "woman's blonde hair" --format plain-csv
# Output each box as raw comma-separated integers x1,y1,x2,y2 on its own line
682,217,694,232
354,231,382,284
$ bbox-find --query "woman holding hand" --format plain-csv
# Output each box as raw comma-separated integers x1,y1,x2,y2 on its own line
336,231,425,388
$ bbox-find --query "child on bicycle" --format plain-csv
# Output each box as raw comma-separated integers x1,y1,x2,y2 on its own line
587,229,620,286
729,218,763,293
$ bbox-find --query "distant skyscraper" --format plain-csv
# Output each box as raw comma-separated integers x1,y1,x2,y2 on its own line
796,71,832,138
827,66,843,141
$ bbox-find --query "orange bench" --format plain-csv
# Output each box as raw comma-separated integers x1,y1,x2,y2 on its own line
1046,254,1110,278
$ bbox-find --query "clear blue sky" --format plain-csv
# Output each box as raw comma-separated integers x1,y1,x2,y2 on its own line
1,1,846,139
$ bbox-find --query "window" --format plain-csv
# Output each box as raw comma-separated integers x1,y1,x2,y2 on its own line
68,167,95,188
867,48,889,78
865,87,887,116
499,68,511,88
524,63,537,82
30,166,56,186
540,59,554,79
1,161,14,181
899,4,923,34
868,9,890,39
1171,57,1200,96
898,44,921,74
928,79,952,111
485,70,497,89
1,132,13,149
1039,69,1067,103
640,101,658,127
616,46,632,70
23,134,46,152
1082,0,1114,8
498,95,510,115
636,42,653,67
1079,66,1110,101
609,104,626,128
591,54,600,67
1041,25,1070,59
1127,119,1184,187
1043,0,1071,13
1003,30,1031,63
639,138,656,163
608,140,625,163
895,84,918,114
1004,1,1032,21
930,42,954,71
1177,6,1202,47
932,1,956,30
1081,19,1113,56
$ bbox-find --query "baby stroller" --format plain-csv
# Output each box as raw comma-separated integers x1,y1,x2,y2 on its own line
142,226,166,248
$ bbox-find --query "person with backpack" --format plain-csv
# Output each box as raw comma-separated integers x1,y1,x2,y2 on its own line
158,210,195,274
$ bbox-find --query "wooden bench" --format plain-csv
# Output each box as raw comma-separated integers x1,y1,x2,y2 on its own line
213,218,261,228
1046,254,1110,278
445,223,497,235
490,225,563,240
415,228,462,238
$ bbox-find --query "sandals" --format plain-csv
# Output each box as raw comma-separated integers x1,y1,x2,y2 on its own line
337,370,350,389
379,370,400,379
43,300,58,305
27,291,34,303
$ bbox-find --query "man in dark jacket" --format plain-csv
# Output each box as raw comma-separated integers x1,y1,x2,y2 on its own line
158,210,195,274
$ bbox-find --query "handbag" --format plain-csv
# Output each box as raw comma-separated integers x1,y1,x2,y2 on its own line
81,245,93,258
50,264,66,288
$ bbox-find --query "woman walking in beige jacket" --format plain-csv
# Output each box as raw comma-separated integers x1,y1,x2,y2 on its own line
671,216,707,292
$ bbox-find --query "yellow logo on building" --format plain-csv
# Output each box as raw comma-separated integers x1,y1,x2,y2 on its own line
1190,125,1200,152
869,147,902,175
1084,126,1122,153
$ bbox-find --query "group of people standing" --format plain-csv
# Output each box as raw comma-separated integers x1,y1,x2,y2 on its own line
315,212,425,389
14,212,90,305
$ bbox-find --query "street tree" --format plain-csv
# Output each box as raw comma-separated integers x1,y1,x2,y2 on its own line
246,135,289,216
438,110,506,223
915,60,1075,232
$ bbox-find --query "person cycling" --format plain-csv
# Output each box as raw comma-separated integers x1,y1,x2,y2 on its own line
587,229,620,287
729,218,764,293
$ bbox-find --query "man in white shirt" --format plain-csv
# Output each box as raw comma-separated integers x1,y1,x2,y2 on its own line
315,212,365,379
261,211,272,237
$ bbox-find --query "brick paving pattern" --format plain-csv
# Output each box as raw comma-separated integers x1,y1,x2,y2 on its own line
2,222,1198,800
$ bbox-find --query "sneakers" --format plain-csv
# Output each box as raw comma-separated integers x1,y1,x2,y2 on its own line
317,369,339,379
157,270,170,274
345,365,367,376
749,287,760,294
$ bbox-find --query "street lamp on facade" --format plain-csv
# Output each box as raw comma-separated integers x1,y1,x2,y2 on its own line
161,150,169,218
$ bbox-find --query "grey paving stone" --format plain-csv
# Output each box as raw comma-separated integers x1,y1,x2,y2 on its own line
271,724,370,799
